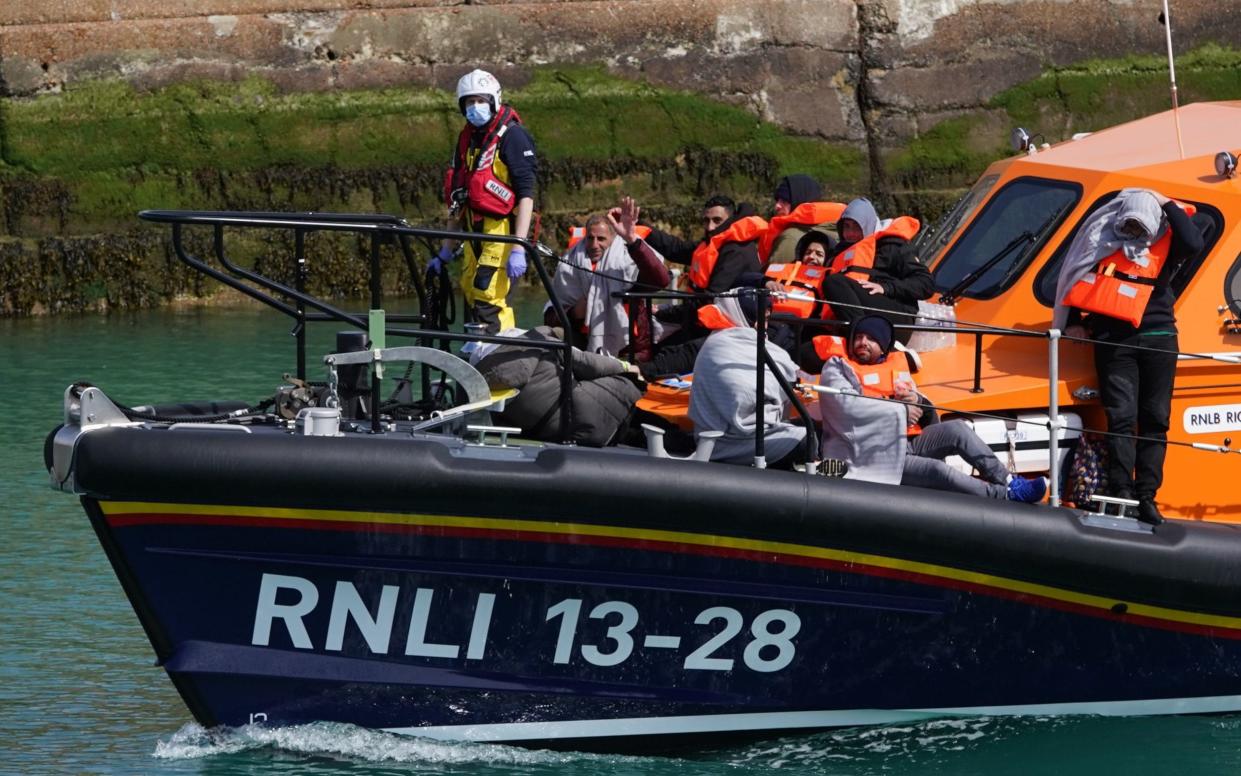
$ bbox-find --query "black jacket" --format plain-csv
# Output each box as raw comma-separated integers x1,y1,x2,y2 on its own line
826,236,934,307
475,327,640,447
644,208,762,294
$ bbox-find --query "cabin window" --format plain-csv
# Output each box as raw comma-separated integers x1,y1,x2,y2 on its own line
1034,195,1224,309
916,174,1000,269
931,177,1081,300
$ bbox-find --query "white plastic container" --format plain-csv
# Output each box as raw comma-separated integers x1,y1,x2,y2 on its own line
297,407,342,437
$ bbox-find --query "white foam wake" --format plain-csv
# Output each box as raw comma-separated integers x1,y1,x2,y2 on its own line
153,721,640,766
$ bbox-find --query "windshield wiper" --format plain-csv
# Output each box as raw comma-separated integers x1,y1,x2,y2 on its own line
939,198,1074,305
940,231,1033,306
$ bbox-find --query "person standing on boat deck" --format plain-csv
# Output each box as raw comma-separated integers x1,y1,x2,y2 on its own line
819,198,932,345
1054,188,1206,526
548,199,670,358
819,315,1047,502
758,174,846,264
473,326,642,447
430,69,539,333
687,290,806,469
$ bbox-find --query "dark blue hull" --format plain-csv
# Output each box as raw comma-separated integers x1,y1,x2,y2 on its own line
81,431,1241,748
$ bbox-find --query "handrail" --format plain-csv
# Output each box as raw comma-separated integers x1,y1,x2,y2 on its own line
140,209,578,443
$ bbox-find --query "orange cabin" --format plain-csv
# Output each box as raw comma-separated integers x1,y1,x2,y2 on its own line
913,101,1241,522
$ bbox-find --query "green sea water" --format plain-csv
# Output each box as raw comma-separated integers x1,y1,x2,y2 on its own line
5,301,1241,774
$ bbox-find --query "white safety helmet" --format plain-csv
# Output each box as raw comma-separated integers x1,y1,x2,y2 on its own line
455,69,502,115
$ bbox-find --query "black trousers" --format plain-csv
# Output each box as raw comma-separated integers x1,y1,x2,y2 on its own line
1093,332,1177,501
820,274,919,345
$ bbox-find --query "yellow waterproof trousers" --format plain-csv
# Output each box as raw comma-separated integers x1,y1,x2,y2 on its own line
461,212,515,333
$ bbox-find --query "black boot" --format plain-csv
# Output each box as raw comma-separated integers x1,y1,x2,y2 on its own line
1137,499,1165,526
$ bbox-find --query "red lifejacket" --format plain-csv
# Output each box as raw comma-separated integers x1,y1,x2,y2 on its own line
443,105,523,219
1061,205,1194,327
688,216,769,290
813,335,921,435
758,201,847,262
826,216,921,281
565,225,651,253
764,261,829,318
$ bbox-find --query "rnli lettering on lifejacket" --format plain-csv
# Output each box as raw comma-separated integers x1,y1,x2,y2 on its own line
250,573,801,672
444,105,521,218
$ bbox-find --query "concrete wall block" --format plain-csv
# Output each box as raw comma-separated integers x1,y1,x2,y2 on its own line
869,54,1044,113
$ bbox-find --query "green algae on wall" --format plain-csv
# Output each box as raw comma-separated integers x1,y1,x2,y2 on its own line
0,66,868,316
0,67,865,236
887,44,1241,198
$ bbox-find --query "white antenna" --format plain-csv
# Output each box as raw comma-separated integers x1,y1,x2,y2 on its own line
1161,0,1186,159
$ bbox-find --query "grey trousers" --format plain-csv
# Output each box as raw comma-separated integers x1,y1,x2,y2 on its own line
901,420,1009,499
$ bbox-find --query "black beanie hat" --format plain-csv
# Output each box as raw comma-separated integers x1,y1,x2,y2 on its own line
850,315,895,357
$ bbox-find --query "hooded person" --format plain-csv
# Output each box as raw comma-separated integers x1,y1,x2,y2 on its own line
819,197,933,345
760,174,846,263
819,315,1047,502
687,290,807,468
1052,187,1205,525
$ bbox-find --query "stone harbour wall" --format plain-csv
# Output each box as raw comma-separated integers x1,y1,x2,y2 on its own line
2,0,1240,315
4,0,1239,150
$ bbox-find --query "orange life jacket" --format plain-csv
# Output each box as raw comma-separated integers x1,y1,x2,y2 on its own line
764,262,829,318
443,105,523,219
813,335,922,435
697,304,738,330
565,225,651,253
688,216,769,290
1061,206,1194,327
826,216,921,281
758,201,847,262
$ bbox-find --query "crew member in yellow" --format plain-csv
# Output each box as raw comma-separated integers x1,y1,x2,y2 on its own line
432,69,539,333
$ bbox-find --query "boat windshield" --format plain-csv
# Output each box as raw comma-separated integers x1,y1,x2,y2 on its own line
916,174,1000,269
931,177,1081,300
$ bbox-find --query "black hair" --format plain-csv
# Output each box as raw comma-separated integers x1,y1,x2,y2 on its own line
703,195,736,215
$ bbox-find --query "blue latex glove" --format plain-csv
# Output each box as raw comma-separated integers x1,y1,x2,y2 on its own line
427,245,453,274
506,246,528,280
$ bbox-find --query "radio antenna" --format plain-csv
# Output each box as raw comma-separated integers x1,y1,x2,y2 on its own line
1161,0,1186,159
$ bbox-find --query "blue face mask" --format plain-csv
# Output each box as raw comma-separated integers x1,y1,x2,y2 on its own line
465,102,492,128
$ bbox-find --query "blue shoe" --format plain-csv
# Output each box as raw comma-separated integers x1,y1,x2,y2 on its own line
1007,475,1048,504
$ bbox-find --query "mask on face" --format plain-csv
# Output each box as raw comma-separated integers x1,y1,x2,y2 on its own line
465,102,492,128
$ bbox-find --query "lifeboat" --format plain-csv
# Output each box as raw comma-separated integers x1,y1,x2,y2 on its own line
44,103,1241,753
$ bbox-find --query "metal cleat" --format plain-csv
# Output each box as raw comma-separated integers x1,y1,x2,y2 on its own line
641,424,721,462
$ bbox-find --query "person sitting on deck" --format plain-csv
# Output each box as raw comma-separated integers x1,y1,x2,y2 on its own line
818,315,1047,502
687,289,807,469
764,229,836,319
639,194,768,348
819,198,933,344
473,326,643,447
758,174,846,264
549,198,670,359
